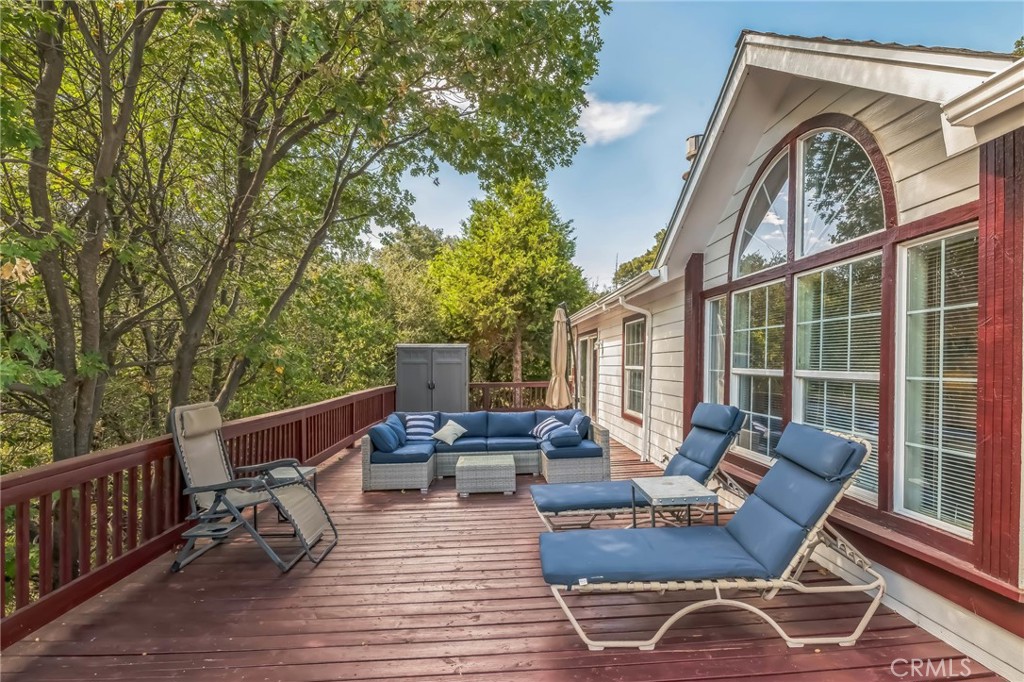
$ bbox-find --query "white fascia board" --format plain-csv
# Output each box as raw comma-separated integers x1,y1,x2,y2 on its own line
941,59,1024,154
570,268,668,325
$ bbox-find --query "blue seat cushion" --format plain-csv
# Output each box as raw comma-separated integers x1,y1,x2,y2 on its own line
433,437,489,454
540,439,603,460
384,414,407,446
487,436,539,452
540,527,770,586
487,411,537,437
691,403,743,433
368,424,401,453
439,411,488,438
774,423,856,481
535,409,579,427
531,480,647,513
548,425,583,447
370,441,435,464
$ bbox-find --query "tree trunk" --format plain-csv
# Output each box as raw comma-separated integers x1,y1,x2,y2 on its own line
512,324,523,407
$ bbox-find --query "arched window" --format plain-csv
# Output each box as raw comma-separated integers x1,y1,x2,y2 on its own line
799,130,884,256
735,152,789,277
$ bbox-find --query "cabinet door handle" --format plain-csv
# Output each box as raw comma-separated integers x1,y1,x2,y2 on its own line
427,381,435,390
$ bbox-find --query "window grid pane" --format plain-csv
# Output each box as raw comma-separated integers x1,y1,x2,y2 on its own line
705,299,726,404
732,282,785,458
737,153,790,277
796,255,882,494
902,231,978,531
624,320,645,416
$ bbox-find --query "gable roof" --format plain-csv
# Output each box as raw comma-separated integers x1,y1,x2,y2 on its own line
653,32,1016,272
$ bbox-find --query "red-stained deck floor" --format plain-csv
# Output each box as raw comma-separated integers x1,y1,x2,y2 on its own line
2,441,999,681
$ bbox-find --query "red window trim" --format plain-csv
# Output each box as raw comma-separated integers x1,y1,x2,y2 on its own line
621,313,645,425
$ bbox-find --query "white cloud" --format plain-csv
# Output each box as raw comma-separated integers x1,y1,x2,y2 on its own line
578,92,660,145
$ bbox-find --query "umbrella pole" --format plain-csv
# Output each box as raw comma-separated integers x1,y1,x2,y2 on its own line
559,302,579,410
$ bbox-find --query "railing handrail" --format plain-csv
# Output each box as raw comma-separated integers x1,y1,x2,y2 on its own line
469,380,548,389
0,385,397,502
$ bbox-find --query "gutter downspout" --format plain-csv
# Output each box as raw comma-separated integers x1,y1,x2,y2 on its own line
618,296,654,463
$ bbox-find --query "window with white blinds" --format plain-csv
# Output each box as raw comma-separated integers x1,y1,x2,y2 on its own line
899,229,978,533
705,298,726,404
795,254,882,496
623,319,645,417
731,282,785,458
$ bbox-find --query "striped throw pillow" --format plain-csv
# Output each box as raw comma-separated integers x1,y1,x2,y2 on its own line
405,414,436,441
531,416,563,440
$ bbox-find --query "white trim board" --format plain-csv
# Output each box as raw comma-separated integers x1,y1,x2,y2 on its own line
813,546,1024,681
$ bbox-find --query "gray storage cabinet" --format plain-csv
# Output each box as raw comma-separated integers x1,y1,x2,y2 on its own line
395,344,469,412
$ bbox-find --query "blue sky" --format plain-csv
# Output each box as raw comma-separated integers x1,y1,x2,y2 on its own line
403,1,1022,289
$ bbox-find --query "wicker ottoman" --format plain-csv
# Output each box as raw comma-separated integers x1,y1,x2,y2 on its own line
456,454,516,497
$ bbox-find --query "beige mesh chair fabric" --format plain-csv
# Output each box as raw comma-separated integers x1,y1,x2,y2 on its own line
169,402,337,572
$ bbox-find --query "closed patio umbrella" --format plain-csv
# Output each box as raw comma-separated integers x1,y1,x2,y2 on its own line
547,307,572,408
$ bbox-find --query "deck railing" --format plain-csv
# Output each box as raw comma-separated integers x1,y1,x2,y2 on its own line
470,381,549,411
0,385,396,648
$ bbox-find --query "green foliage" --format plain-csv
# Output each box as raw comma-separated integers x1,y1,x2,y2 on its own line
431,180,592,381
1014,36,1024,57
0,0,607,467
612,228,666,287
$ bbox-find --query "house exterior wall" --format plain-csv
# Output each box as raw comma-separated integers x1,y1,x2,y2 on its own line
580,277,687,463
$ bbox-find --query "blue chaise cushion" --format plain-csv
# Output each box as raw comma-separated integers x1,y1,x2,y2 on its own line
540,439,603,460
434,437,489,454
439,412,488,438
487,436,539,452
539,527,771,586
488,411,537,437
369,441,435,464
531,480,645,513
774,422,856,481
691,402,743,433
384,413,407,446
548,425,583,447
369,424,401,453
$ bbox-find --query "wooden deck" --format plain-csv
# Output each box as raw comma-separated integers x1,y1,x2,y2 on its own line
2,442,1000,681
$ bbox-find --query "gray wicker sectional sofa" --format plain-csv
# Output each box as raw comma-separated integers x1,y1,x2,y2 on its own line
361,409,610,492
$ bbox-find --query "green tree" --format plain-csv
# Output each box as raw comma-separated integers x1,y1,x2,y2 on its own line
375,224,449,345
431,180,591,383
1,0,608,461
612,228,665,287
1013,36,1023,57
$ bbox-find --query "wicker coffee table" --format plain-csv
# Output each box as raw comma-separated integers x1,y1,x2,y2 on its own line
456,454,516,497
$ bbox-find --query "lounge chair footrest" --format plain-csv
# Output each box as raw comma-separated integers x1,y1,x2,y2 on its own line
182,521,245,539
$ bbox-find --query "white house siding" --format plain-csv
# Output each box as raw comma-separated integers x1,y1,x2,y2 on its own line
703,83,978,288
583,277,687,462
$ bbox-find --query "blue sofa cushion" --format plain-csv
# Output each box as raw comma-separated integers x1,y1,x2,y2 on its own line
535,409,579,426
487,411,537,437
433,437,489,454
487,436,539,452
532,416,563,440
439,411,488,438
403,413,438,441
540,526,770,586
691,402,743,433
370,441,435,464
384,413,407,446
531,480,646,514
569,412,591,438
548,425,583,447
540,439,603,460
774,423,857,481
368,424,401,453
725,495,808,578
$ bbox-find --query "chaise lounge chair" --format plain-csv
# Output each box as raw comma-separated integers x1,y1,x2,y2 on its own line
530,403,746,531
169,402,338,572
539,423,885,650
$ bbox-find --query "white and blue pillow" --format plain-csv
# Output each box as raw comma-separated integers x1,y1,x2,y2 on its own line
405,413,436,441
531,416,563,440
